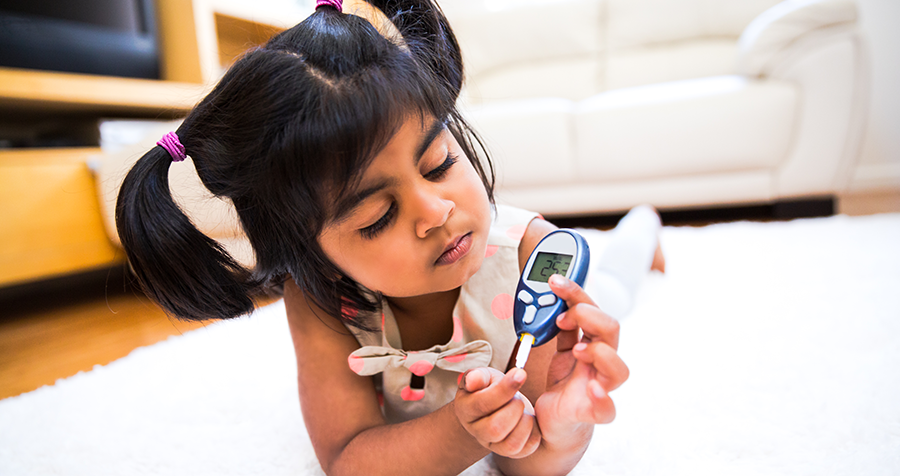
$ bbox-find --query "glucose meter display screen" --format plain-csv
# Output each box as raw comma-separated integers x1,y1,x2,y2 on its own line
527,252,573,283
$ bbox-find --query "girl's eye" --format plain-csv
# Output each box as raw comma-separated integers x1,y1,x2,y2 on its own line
424,154,458,181
360,201,397,240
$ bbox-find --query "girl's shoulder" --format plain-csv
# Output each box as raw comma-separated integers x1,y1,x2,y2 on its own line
487,204,543,248
487,204,558,272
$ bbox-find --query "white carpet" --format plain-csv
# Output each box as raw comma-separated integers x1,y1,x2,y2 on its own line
2,214,899,475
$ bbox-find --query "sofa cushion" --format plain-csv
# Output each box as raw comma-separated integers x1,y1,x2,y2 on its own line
605,38,738,90
464,97,577,189
497,170,776,215
607,0,782,49
573,75,797,181
442,0,604,80
460,57,603,104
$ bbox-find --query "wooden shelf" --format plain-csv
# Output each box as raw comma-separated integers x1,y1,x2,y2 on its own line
0,148,123,287
0,67,211,116
0,1,303,287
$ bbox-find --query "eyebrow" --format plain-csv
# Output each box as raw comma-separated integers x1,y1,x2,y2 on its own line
331,117,447,224
414,117,447,166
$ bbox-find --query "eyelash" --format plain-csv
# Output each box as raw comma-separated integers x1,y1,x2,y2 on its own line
358,154,459,240
360,201,396,240
424,153,458,181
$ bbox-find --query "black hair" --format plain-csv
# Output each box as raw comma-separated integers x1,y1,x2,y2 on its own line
115,0,494,326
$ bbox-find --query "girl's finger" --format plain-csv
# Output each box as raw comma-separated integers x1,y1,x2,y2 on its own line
469,394,526,444
457,368,527,422
587,380,617,424
491,409,540,457
460,368,492,392
548,274,597,308
557,302,620,350
572,341,630,391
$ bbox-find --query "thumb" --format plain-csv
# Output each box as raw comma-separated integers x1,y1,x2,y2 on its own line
548,274,595,351
462,367,505,392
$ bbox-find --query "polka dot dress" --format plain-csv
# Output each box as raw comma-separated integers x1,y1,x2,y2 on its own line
345,204,540,423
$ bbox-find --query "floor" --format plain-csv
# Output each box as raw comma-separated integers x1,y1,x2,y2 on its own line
1,190,898,400
0,267,209,399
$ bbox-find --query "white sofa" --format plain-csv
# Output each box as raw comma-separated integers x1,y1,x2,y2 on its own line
443,0,869,216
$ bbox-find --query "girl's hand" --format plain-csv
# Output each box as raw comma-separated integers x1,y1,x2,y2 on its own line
534,274,630,443
454,367,542,459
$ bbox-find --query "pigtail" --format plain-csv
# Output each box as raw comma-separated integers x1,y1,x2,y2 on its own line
115,137,257,321
367,0,464,98
365,1,495,202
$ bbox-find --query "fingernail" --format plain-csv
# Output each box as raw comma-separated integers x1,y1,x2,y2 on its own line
574,343,587,352
549,274,569,287
474,368,486,384
512,368,526,384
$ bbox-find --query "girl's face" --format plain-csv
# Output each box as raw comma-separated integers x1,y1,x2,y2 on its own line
319,116,492,298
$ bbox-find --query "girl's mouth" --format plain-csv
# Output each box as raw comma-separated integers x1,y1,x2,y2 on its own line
436,232,473,266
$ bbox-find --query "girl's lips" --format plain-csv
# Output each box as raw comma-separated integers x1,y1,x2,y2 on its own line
436,232,473,266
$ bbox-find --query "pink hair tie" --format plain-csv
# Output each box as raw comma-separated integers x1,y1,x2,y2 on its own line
316,0,342,12
157,131,186,162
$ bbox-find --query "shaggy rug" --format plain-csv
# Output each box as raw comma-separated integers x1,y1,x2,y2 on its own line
2,214,899,475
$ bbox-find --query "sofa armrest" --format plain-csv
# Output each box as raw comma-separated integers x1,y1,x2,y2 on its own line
737,0,858,77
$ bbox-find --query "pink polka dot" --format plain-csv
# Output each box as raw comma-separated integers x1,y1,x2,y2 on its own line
444,353,467,364
401,386,425,402
506,224,526,241
409,360,434,376
484,245,499,258
452,315,463,342
348,355,364,374
491,293,514,320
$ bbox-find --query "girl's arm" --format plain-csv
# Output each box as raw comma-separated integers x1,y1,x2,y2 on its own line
284,280,531,476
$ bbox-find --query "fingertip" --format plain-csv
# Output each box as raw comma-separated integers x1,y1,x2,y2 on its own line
510,367,526,385
556,311,577,331
548,274,571,293
464,368,486,391
549,273,567,285
589,380,607,400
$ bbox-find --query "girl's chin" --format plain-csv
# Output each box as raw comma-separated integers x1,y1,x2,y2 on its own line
447,240,487,287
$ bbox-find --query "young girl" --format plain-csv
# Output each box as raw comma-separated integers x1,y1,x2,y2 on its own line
115,1,659,474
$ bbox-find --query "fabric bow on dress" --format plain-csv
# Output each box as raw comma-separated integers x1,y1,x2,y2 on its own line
348,339,493,377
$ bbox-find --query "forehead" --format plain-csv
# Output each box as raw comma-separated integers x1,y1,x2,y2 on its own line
369,114,443,165
326,114,444,224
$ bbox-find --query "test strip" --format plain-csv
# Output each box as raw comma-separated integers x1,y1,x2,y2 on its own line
515,333,535,369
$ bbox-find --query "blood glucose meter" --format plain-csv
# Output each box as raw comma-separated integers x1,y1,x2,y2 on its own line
513,229,590,369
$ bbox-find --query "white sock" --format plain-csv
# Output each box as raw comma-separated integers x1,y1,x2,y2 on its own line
583,205,661,320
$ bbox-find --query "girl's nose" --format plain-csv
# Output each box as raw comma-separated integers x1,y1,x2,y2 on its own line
415,189,454,239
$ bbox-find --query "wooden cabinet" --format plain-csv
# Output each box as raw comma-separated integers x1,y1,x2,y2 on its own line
0,0,308,287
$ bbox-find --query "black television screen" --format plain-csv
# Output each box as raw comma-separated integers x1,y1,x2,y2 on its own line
0,0,160,79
